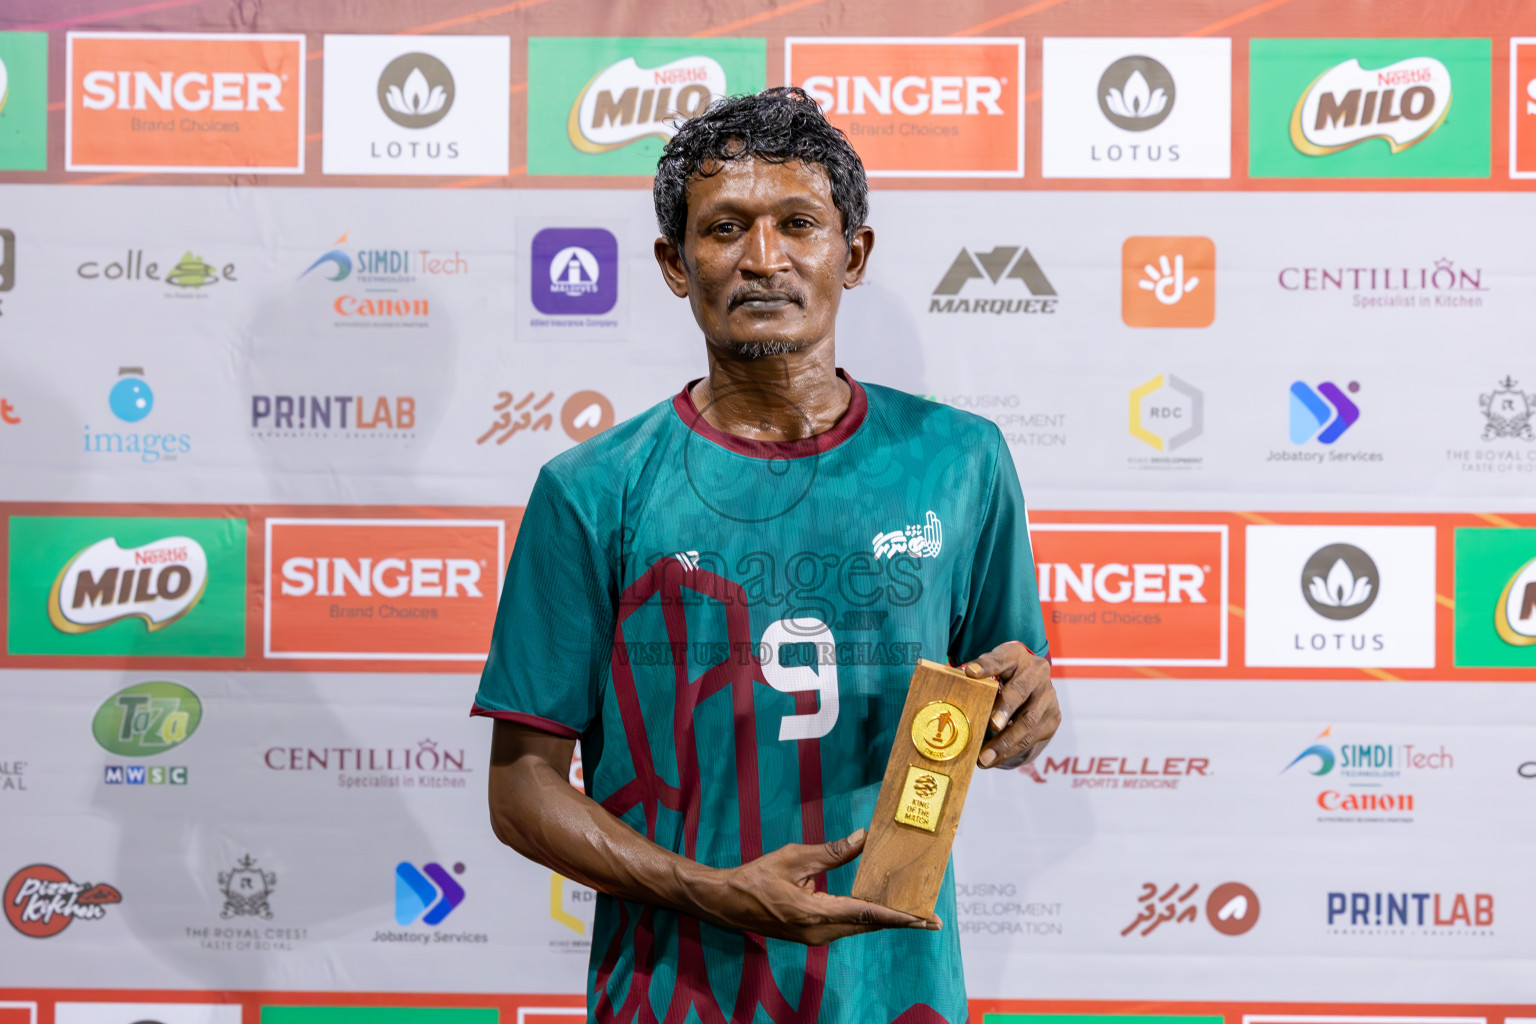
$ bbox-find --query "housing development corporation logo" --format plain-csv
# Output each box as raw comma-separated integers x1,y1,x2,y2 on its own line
786,38,1024,177
1281,724,1453,823
1249,39,1490,178
67,32,305,173
0,33,49,170
1122,236,1215,327
528,37,765,175
1454,528,1536,668
321,35,509,175
929,246,1058,315
5,864,121,938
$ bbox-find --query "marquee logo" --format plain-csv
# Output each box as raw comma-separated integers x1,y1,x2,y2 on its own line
787,37,1023,177
67,31,305,173
4,864,121,938
1030,523,1227,666
264,518,503,661
928,246,1057,314
49,535,208,634
91,680,202,756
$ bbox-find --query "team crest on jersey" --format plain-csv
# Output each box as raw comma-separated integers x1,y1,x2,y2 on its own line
872,511,943,560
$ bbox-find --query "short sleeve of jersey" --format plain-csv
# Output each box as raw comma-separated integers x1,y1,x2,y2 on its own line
948,429,1049,664
472,468,616,738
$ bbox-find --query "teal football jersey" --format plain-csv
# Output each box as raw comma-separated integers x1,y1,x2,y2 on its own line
474,373,1047,1024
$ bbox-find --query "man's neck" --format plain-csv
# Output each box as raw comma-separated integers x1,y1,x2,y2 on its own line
689,338,851,442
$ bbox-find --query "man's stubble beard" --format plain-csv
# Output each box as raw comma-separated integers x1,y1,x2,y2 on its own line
723,339,807,359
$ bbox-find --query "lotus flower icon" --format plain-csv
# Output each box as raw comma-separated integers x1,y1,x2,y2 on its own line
1299,543,1380,620
1308,558,1372,609
387,67,448,118
1105,70,1167,122
1096,55,1177,131
377,52,455,128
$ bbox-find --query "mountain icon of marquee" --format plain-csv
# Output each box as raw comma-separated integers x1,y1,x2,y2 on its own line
394,861,465,926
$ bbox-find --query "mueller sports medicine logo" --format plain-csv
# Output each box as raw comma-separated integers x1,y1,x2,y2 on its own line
5,865,121,938
929,246,1057,315
48,535,208,634
67,32,305,173
264,518,503,661
570,55,724,153
1022,752,1210,791
1030,523,1227,666
787,38,1023,177
1291,56,1450,156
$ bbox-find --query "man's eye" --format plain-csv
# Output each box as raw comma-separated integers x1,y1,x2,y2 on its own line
712,223,739,236
787,218,813,230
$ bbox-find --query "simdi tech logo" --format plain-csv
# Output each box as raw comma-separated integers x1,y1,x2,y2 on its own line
1249,38,1489,178
1122,236,1215,327
786,37,1024,178
1282,724,1452,822
1454,528,1536,668
0,33,48,170
527,37,766,175
298,230,466,328
67,32,305,173
321,35,510,176
6,515,246,657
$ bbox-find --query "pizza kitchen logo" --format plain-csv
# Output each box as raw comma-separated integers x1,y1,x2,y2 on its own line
5,864,122,938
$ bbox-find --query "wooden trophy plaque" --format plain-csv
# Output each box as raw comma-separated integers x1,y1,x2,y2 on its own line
851,658,998,918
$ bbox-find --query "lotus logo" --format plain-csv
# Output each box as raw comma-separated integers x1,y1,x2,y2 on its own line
377,53,455,129
1290,56,1451,156
48,536,209,634
1300,544,1379,621
1098,55,1175,131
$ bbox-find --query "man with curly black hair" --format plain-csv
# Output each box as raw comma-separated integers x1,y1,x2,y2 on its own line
476,87,1058,1024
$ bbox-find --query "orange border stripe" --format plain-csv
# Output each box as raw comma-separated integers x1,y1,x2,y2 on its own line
1187,0,1300,36
403,0,562,34
952,0,1078,36
694,0,829,37
17,0,207,32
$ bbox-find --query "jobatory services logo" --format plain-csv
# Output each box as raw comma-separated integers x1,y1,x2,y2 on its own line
4,864,122,938
321,35,509,175
786,37,1024,178
527,37,765,175
1453,528,1536,668
477,388,615,445
66,31,305,173
93,680,201,786
1041,38,1231,178
85,367,191,464
6,515,246,657
297,231,466,328
377,860,487,946
530,227,619,323
1270,379,1384,466
1122,236,1215,327
1326,889,1492,937
1512,39,1536,177
928,245,1058,315
1121,881,1260,938
1249,39,1489,178
1244,525,1436,668
0,33,48,170
1030,524,1227,666
77,249,238,296
1128,373,1203,470
264,518,503,661
1277,257,1488,311
263,736,471,793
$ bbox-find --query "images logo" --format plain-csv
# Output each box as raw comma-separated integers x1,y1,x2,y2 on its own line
531,228,618,316
1122,237,1215,327
6,516,246,657
85,367,191,464
786,37,1024,177
1480,376,1535,441
109,367,152,422
1129,374,1202,452
92,681,202,756
395,861,464,925
1099,56,1174,130
67,32,305,173
5,865,121,938
527,38,765,175
1249,39,1490,179
928,246,1057,315
1289,380,1359,444
1031,523,1227,666
1454,529,1536,665
1300,543,1379,620
0,34,47,170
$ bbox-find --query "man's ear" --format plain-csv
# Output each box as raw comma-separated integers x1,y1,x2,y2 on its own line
843,225,875,289
654,237,691,298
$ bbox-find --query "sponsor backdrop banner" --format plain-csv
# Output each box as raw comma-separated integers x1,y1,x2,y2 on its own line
1,0,1535,1022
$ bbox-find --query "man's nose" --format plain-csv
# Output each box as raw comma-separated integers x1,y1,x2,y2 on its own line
738,217,792,279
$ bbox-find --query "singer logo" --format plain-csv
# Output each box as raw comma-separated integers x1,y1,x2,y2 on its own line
1031,524,1228,666
785,38,1023,177
264,518,504,661
67,32,305,172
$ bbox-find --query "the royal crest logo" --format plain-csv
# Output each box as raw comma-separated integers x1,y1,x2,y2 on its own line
48,536,209,634
1480,375,1535,441
219,854,275,919
5,864,121,938
1290,56,1451,156
568,54,725,154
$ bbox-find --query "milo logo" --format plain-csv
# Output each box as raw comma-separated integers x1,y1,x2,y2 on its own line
92,681,202,756
48,535,209,633
568,55,726,153
1291,56,1451,156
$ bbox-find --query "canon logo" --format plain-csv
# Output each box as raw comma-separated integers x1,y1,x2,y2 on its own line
1037,562,1206,604
80,70,284,112
280,557,482,598
802,75,1004,116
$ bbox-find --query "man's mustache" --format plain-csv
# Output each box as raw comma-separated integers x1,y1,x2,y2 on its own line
728,284,806,310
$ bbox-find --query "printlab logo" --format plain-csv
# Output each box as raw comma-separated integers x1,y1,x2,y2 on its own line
1480,376,1535,441
378,52,453,128
531,228,619,318
871,511,943,561
0,34,49,170
1128,373,1203,458
4,864,121,938
1099,56,1174,130
1326,890,1492,936
251,394,417,441
76,249,237,296
219,854,275,919
1122,236,1215,327
1301,543,1379,620
1289,380,1359,444
1121,881,1259,937
477,389,614,445
394,861,465,925
928,246,1058,315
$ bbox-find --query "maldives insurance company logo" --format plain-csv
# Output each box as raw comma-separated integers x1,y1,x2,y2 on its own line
67,31,305,173
1030,523,1227,666
1454,528,1536,668
321,35,509,176
0,32,49,170
6,515,246,658
531,227,619,319
786,37,1024,177
527,37,765,175
1122,236,1215,327
5,864,121,938
1249,38,1489,178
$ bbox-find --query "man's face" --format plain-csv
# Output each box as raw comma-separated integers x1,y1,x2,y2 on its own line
655,156,873,357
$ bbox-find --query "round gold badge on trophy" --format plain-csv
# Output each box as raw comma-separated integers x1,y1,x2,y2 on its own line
910,700,969,761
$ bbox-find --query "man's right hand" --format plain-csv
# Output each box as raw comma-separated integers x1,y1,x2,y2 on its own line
695,829,940,946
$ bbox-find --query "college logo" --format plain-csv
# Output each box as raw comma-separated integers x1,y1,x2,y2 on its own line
787,38,1024,177
1121,880,1259,937
1128,373,1203,455
77,249,238,295
4,864,121,938
67,32,305,173
1454,529,1536,667
0,33,47,170
6,515,246,657
531,227,618,317
1245,525,1436,668
1480,376,1535,441
394,861,464,925
1289,380,1359,444
264,518,503,660
1122,237,1215,327
1031,524,1227,666
1326,890,1492,935
92,681,202,756
1249,39,1489,179
527,38,765,175
928,246,1057,315
322,35,508,175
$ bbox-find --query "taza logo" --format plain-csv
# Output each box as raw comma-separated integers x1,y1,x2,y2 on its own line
378,52,453,128
91,681,202,756
1099,56,1174,130
4,864,122,938
1300,543,1379,620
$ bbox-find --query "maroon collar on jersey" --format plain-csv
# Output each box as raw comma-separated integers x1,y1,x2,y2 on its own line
672,369,868,460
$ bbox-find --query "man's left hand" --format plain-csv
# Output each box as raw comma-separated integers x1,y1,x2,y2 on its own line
963,642,1059,769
